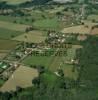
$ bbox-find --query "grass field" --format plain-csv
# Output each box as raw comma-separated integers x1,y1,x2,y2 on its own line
0,66,38,92
13,31,46,43
0,28,23,39
33,17,62,30
23,55,54,68
41,72,58,86
0,0,30,4
0,21,29,32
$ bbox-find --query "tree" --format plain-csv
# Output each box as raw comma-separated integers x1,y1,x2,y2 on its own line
32,77,40,87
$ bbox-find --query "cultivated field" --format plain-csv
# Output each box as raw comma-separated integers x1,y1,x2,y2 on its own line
0,65,38,92
33,18,63,30
0,21,29,32
0,28,23,39
0,39,19,50
62,21,98,34
13,31,46,43
0,0,30,4
0,39,19,59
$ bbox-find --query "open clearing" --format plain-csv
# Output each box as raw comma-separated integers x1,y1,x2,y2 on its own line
13,31,46,43
0,66,38,92
0,21,29,32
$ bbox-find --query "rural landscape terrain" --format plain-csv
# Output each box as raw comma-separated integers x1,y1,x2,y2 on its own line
0,0,98,100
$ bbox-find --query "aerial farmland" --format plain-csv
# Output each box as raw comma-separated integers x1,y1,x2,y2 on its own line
0,0,98,100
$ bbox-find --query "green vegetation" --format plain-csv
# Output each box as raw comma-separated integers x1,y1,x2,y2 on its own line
0,28,23,39
0,39,19,50
0,0,31,4
23,55,54,68
33,17,62,30
0,0,98,100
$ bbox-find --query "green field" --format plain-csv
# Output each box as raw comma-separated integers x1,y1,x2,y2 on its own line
0,21,29,32
0,28,23,39
0,39,19,50
13,31,46,43
23,55,54,68
33,17,62,30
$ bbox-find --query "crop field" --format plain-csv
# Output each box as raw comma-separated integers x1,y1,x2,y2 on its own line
62,25,91,34
13,31,46,43
0,39,19,59
0,21,29,32
62,21,98,34
0,66,38,92
0,39,19,50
